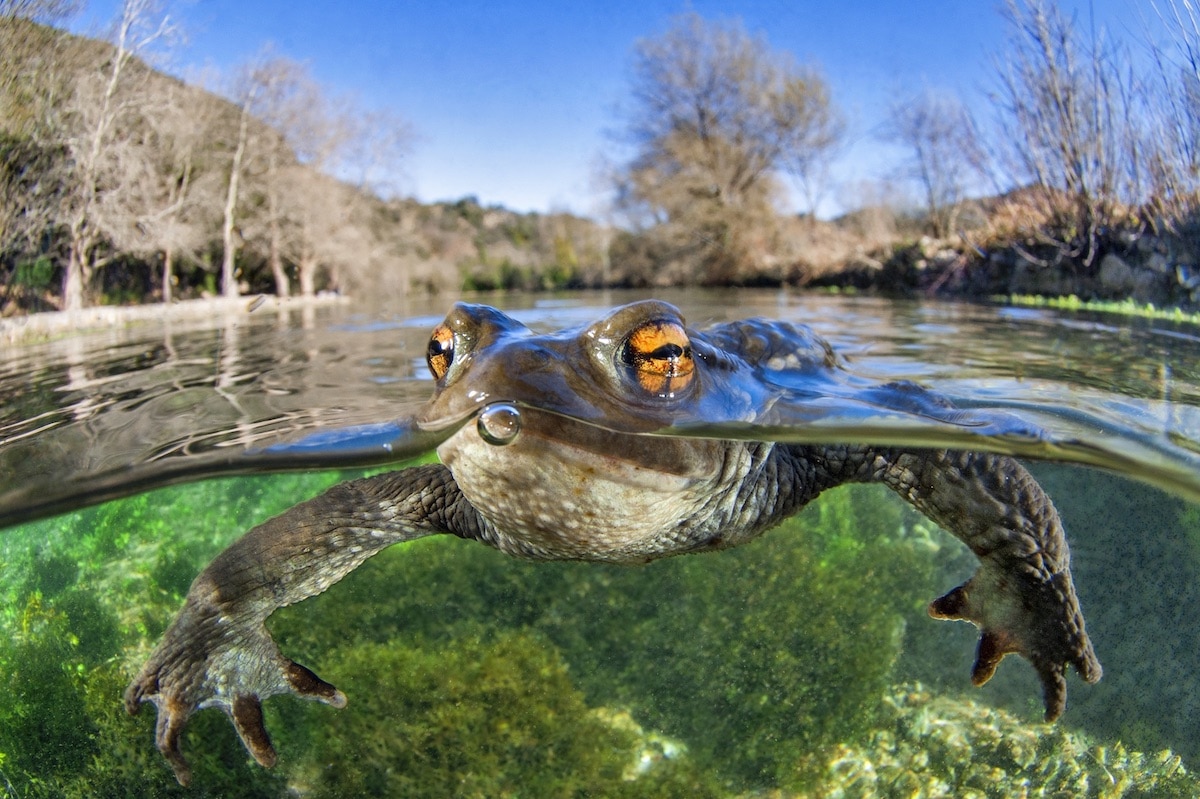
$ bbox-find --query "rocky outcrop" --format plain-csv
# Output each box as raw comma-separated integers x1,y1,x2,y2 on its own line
819,229,1200,307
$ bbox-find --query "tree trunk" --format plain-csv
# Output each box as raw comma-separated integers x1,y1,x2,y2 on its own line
221,100,251,299
161,246,174,303
63,238,88,312
60,0,141,311
269,221,289,298
297,232,317,297
298,256,316,297
267,169,289,297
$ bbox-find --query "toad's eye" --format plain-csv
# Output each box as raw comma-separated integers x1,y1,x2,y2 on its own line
620,320,695,397
427,323,455,380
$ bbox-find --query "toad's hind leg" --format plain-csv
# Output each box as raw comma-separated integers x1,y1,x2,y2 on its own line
861,448,1100,720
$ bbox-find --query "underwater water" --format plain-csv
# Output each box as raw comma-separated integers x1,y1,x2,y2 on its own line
3,288,1200,797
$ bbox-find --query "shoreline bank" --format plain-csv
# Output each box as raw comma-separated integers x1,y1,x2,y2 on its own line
0,293,350,344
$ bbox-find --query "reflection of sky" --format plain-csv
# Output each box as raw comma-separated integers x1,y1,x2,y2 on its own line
70,0,1151,217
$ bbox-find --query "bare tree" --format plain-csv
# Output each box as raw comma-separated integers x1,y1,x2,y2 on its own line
153,86,221,301
283,168,371,295
779,74,844,221
1,15,79,298
218,74,255,299
254,59,332,297
991,0,1136,266
237,55,411,297
1144,0,1200,226
0,133,65,309
341,107,416,199
108,80,221,301
57,0,176,310
612,12,843,283
0,0,77,23
225,55,329,298
0,0,79,128
885,88,989,238
225,52,314,298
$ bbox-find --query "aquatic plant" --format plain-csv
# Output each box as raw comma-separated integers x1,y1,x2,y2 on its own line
890,463,1200,772
597,484,944,789
814,683,1200,798
0,592,290,798
267,482,946,790
1,462,1195,796
0,594,96,780
273,632,723,798
0,471,353,797
1001,294,1200,325
1023,466,1200,767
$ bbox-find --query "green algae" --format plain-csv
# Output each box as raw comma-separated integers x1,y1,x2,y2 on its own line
272,633,723,798
0,465,1197,797
263,481,942,789
1001,294,1200,326
0,472,348,798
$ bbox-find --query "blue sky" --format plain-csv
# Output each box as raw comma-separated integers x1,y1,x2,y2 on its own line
72,0,1156,218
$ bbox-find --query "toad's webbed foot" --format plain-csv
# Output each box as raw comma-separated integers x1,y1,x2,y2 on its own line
830,446,1103,719
124,466,474,784
929,560,1101,721
124,608,345,786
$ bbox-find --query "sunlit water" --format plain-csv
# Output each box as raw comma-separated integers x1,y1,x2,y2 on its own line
3,288,1200,796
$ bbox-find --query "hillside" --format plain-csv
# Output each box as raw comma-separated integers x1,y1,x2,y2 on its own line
4,12,1200,314
0,17,614,313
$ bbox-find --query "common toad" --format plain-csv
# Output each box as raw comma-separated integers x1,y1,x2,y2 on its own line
126,300,1101,785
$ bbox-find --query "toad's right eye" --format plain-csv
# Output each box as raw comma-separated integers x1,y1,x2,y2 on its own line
427,324,455,380
619,319,695,397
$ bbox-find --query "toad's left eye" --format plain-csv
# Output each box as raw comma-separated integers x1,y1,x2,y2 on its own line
620,320,695,397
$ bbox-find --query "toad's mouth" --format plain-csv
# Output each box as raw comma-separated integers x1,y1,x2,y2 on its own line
437,403,730,482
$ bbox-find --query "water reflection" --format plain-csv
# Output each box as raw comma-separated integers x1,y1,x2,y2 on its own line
2,289,1200,525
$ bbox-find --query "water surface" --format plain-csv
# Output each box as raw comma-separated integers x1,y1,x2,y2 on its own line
3,289,1200,524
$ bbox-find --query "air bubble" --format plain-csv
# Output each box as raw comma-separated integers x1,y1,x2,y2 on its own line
477,402,522,446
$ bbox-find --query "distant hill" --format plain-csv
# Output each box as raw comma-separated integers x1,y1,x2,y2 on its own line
4,15,1197,314
0,16,613,312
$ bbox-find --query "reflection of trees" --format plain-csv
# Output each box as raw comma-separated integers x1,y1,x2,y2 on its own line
4,293,1200,524
0,299,437,523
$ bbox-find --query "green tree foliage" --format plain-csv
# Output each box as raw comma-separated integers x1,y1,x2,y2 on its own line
611,12,842,286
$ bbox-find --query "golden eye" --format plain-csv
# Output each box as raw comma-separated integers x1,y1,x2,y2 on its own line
621,320,695,396
427,323,454,380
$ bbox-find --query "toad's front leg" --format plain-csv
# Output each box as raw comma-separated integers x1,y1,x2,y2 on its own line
125,465,485,785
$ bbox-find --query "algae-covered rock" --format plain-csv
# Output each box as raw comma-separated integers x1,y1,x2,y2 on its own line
809,683,1199,799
